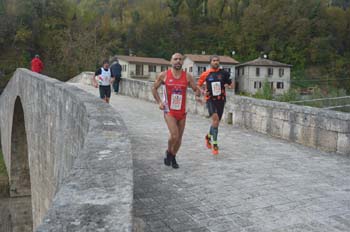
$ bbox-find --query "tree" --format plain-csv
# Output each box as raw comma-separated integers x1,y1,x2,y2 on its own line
167,0,183,18
254,79,273,100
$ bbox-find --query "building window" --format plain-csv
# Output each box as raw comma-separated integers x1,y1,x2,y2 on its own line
277,82,284,89
268,67,273,76
122,65,127,72
189,67,193,72
149,65,156,72
223,68,231,73
270,82,274,89
256,68,260,76
254,81,262,89
198,66,206,74
136,64,143,75
279,68,284,77
241,67,244,75
161,66,167,71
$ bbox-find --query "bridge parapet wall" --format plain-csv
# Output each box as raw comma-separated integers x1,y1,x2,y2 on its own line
76,74,349,155
226,97,350,154
0,69,133,231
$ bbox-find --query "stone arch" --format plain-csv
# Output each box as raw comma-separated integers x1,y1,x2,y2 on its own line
0,123,10,197
10,97,31,197
9,97,33,231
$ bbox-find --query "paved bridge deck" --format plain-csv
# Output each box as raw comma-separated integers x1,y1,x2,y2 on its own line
78,84,350,232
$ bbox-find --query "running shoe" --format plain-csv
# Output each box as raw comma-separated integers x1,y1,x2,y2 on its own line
205,134,212,149
164,150,171,166
172,155,179,169
212,144,219,155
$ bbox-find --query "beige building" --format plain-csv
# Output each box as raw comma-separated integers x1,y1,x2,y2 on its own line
183,54,239,80
236,57,292,95
113,55,170,80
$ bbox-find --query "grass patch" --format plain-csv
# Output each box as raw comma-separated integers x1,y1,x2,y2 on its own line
0,149,7,177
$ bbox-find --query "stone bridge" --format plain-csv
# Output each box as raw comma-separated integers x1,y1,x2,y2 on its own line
0,69,350,231
0,69,133,231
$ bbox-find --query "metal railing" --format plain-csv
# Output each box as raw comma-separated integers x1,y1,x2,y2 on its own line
289,96,350,112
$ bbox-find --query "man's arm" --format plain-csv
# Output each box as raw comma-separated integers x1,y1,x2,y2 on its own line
197,70,208,87
111,64,122,80
229,80,235,89
110,77,115,85
110,67,115,79
92,75,97,87
152,72,166,110
117,64,122,77
92,69,100,88
224,71,234,89
197,71,211,98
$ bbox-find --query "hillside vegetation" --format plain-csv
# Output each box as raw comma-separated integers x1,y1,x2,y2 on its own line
0,0,349,91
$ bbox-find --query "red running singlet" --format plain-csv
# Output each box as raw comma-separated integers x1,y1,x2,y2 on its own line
162,69,187,120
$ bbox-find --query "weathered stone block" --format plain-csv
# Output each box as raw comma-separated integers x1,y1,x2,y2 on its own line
243,111,253,129
328,118,350,133
232,111,244,127
300,126,317,148
256,105,270,118
337,133,350,155
251,115,262,133
271,118,284,138
272,108,289,121
316,129,338,152
260,116,268,134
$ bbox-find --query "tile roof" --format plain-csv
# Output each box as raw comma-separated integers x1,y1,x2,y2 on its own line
184,54,239,64
113,55,170,65
237,57,292,67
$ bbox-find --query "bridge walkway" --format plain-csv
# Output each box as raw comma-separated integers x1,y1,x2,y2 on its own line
77,84,350,232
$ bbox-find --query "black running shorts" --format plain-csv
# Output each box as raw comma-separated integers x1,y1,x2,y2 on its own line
99,85,111,99
206,99,225,120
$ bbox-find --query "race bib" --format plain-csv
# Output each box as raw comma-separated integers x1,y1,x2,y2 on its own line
211,81,221,96
170,94,182,110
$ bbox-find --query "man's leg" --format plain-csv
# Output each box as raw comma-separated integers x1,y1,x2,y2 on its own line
164,114,180,155
211,100,225,154
206,100,216,149
113,80,117,93
105,86,111,103
99,87,107,103
115,79,120,93
211,113,220,154
173,118,186,155
113,79,119,93
99,86,104,99
164,114,184,168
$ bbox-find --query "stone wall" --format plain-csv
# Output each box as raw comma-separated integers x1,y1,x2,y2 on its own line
0,69,133,231
225,96,350,154
0,197,33,232
112,76,349,155
69,71,95,86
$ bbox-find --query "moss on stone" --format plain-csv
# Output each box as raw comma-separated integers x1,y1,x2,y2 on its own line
0,149,7,177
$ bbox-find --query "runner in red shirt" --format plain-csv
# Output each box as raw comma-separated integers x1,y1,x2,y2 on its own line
152,53,201,169
197,55,234,155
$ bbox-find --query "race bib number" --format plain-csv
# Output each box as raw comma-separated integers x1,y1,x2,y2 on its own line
211,81,221,96
170,94,182,110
